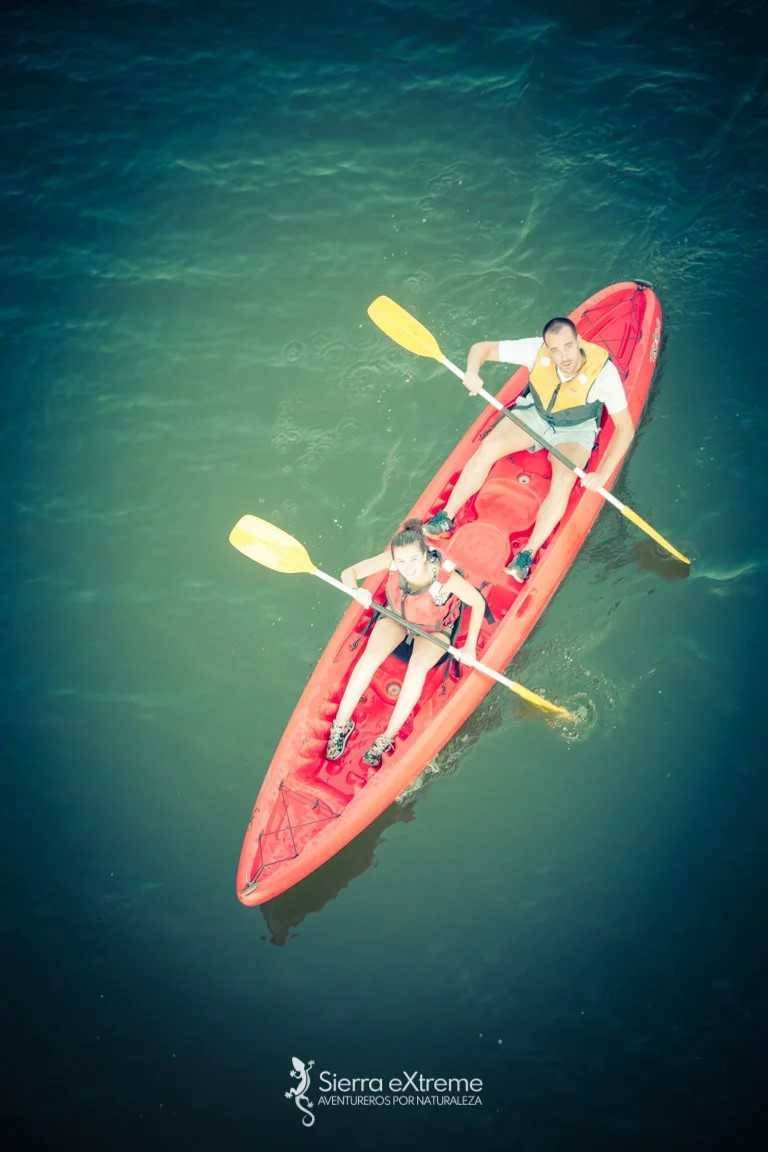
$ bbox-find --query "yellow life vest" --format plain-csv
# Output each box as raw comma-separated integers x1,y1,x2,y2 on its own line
528,337,610,428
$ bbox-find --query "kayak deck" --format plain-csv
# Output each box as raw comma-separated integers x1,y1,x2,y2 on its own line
238,281,661,905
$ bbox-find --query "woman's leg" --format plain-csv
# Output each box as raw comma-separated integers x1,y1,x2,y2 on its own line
335,617,406,725
382,636,446,739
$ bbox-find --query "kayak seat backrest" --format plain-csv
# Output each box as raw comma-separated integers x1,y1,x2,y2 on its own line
444,521,509,587
473,456,547,538
474,476,540,536
289,764,356,804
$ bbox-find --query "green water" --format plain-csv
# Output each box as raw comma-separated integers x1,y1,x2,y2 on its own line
3,2,766,1149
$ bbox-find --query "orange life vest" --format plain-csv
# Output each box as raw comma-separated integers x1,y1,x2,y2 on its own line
385,550,461,634
528,337,610,428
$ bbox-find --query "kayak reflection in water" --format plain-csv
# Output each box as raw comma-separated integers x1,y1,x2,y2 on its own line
423,316,636,583
325,519,486,768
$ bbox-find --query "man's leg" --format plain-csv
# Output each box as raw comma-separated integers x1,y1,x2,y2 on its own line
524,442,591,557
439,417,535,522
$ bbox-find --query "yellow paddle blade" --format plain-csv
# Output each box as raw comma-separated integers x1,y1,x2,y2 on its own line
508,679,574,721
228,515,315,575
367,295,444,361
618,504,691,565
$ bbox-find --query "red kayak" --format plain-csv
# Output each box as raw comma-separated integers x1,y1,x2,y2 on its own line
237,281,662,905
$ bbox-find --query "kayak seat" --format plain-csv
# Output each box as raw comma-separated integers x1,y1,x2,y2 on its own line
299,735,333,758
288,765,355,805
444,521,509,587
474,465,544,536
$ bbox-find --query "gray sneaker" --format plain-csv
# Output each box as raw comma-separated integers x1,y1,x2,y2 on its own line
423,509,455,538
361,734,394,767
504,549,533,583
326,718,355,761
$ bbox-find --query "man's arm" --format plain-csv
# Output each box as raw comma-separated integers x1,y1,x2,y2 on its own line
463,338,540,394
581,408,635,490
463,341,501,394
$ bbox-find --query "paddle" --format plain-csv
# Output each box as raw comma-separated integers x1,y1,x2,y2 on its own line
229,515,573,721
367,295,691,566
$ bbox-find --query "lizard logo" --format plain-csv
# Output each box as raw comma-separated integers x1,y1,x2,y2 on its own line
285,1056,315,1128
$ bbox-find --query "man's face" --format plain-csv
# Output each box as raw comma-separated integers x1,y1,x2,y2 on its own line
544,325,581,376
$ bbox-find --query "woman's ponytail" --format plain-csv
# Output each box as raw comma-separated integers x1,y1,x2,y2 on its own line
390,518,428,554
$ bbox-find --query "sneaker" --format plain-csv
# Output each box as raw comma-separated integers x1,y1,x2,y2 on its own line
326,718,355,761
504,549,533,583
423,509,455,538
361,734,394,767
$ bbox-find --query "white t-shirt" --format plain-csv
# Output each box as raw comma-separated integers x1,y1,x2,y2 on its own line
496,337,628,416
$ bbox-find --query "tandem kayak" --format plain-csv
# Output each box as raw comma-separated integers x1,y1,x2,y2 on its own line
236,280,663,906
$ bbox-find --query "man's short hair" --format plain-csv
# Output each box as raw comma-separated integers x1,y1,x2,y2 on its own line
542,316,577,342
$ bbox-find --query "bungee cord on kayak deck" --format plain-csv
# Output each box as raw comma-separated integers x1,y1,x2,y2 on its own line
239,783,343,901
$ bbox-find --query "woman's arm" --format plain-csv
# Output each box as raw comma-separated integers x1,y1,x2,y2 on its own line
341,550,391,588
444,571,486,656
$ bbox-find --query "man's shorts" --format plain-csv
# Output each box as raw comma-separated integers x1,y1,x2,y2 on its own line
506,398,599,453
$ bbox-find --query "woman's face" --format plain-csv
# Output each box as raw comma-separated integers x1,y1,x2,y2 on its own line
392,542,429,583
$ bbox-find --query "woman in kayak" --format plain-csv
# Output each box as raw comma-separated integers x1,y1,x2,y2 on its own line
326,519,486,767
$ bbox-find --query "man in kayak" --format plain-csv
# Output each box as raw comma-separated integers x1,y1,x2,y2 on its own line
423,317,635,581
325,519,486,767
